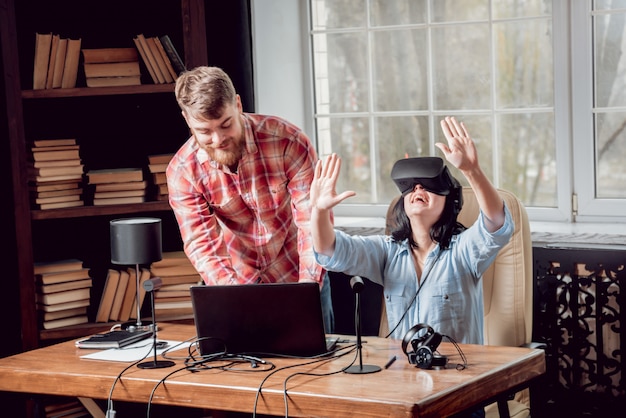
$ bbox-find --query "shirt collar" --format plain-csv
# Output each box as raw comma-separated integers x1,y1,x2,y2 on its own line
240,113,259,155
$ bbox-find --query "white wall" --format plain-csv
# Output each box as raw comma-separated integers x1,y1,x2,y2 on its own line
251,0,314,139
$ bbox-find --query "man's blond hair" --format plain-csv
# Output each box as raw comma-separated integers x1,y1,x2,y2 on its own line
174,66,237,120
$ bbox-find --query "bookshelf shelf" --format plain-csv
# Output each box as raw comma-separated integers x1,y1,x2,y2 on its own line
31,201,172,220
22,83,175,99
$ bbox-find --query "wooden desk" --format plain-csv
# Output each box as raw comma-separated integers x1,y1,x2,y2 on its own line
0,323,545,417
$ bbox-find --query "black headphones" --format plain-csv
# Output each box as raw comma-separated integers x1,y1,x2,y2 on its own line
401,324,448,369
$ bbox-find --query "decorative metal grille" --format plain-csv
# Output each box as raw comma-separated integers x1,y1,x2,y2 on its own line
533,246,625,417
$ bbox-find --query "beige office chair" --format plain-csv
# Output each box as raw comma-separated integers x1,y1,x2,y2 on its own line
380,188,534,418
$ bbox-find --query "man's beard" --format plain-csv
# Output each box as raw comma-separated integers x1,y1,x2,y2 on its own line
207,145,243,167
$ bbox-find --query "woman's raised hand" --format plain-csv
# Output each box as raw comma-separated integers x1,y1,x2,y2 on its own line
310,153,356,211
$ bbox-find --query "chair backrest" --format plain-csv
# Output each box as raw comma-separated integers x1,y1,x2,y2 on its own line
381,188,533,347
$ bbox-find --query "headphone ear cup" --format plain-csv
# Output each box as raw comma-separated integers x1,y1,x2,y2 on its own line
431,353,448,368
415,345,434,369
423,331,442,352
402,324,445,369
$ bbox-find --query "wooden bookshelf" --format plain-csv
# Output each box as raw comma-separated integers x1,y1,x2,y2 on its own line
0,0,211,353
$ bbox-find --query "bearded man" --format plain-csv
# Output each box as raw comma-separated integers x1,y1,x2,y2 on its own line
167,66,334,332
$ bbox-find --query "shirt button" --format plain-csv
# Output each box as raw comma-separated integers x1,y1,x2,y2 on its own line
443,294,449,300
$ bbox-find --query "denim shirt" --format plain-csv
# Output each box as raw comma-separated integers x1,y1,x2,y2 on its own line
315,204,514,343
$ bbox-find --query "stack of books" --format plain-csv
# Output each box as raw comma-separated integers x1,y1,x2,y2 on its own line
150,251,202,319
35,259,92,330
82,47,141,88
95,267,150,323
133,34,181,84
32,32,81,90
86,167,146,206
147,153,173,201
43,398,92,418
28,138,85,210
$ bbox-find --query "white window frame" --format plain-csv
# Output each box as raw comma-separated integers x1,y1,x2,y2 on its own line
571,1,626,222
251,0,626,225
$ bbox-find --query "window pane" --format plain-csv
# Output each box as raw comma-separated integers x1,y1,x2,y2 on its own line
370,0,427,26
595,112,626,198
593,8,626,199
499,113,556,207
372,29,428,111
432,24,491,110
495,19,553,108
431,0,489,22
311,0,367,30
492,0,552,19
595,0,626,10
375,116,431,203
594,11,626,107
316,117,372,202
313,33,369,114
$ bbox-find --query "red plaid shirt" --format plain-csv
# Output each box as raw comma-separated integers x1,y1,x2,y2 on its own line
167,113,325,286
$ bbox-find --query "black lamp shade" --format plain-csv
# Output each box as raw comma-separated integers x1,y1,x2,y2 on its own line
110,217,163,265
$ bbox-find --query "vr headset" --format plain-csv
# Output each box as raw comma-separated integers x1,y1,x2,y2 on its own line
391,156,463,213
391,157,460,195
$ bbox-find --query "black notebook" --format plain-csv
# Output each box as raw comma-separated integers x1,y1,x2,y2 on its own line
190,282,332,357
75,330,152,349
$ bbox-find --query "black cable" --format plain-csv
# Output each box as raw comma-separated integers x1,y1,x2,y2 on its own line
146,364,191,418
281,349,358,417
140,335,355,417
146,339,277,418
106,345,153,417
441,334,468,371
252,345,357,418
385,251,442,338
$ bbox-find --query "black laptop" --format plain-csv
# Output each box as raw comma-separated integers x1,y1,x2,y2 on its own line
190,282,332,358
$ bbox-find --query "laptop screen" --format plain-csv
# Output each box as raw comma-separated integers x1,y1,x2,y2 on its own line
190,282,329,357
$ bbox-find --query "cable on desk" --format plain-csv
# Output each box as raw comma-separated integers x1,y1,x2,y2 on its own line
146,364,193,418
441,334,468,371
106,336,199,418
106,346,153,418
146,337,277,418
281,350,357,417
143,336,356,418
251,344,357,418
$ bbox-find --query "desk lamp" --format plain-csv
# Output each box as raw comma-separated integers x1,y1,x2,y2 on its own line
110,217,162,332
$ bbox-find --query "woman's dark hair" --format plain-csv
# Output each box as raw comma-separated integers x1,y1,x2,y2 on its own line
389,193,466,250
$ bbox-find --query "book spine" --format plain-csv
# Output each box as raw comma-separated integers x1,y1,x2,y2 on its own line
45,34,60,89
146,37,173,83
136,34,165,83
133,37,158,84
61,38,82,88
51,38,68,88
153,37,178,80
159,35,187,75
84,62,141,78
33,32,53,90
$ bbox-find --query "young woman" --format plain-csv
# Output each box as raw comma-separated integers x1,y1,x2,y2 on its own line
310,116,514,344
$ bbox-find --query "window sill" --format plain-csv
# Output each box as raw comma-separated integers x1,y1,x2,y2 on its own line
334,217,626,249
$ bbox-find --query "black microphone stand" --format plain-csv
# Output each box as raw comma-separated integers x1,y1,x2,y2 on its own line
138,277,175,369
344,276,381,374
